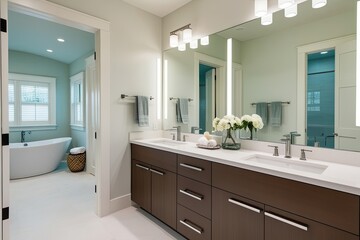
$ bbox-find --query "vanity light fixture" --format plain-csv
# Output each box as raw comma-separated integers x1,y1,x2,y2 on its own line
200,36,209,45
285,4,297,18
261,13,273,25
169,24,191,48
278,0,294,9
312,0,327,9
255,0,267,17
226,38,233,115
170,33,179,47
356,1,360,126
190,39,198,49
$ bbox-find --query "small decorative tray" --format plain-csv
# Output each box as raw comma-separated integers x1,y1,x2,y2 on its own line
196,144,221,150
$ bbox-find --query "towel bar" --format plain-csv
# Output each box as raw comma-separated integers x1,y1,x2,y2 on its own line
121,94,154,100
251,101,290,106
170,97,193,102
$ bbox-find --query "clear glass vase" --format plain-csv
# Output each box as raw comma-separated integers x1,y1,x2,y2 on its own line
222,129,241,150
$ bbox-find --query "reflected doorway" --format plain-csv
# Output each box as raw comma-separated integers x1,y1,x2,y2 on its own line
199,64,216,134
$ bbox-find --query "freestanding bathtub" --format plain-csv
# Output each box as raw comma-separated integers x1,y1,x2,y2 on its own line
10,137,72,179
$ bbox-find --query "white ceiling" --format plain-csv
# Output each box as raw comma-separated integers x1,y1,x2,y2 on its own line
122,0,192,17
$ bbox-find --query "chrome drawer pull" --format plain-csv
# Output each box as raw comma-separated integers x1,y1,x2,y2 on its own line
179,219,203,234
179,189,203,201
149,168,164,176
179,163,203,172
135,164,149,171
265,212,308,231
228,198,261,213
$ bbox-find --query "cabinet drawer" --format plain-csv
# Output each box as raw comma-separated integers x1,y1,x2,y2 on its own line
178,155,211,184
264,206,358,240
212,162,360,235
131,144,177,172
212,187,264,240
178,175,211,219
177,204,211,240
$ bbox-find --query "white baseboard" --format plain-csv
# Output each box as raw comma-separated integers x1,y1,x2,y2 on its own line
109,194,132,213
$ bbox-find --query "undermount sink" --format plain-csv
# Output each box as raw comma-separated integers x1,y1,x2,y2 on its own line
150,139,187,146
244,154,328,174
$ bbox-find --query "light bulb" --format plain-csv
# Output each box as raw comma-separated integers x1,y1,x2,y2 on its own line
169,33,178,48
278,0,294,9
255,0,267,17
178,42,186,51
190,39,198,49
200,36,209,45
285,4,297,18
261,13,273,26
312,0,327,8
183,28,192,43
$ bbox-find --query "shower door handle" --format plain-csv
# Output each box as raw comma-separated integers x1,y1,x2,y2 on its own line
333,133,356,139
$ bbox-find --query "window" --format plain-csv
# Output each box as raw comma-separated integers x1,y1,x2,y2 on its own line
70,72,84,128
9,73,56,128
307,91,321,112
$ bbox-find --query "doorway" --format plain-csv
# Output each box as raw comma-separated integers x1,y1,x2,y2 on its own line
199,64,216,134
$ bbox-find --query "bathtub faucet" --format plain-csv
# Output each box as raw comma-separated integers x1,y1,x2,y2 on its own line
21,130,32,143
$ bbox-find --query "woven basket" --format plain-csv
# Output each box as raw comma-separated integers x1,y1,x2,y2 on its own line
67,152,86,172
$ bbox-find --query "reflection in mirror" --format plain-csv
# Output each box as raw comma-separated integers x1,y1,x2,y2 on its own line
164,0,358,151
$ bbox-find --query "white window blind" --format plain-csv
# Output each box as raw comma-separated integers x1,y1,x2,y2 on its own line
70,72,84,127
9,73,56,127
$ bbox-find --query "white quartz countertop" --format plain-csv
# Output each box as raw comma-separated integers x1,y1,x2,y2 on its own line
131,138,360,196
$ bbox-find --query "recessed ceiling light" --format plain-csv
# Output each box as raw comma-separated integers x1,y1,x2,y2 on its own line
46,49,53,53
320,51,328,55
57,38,65,42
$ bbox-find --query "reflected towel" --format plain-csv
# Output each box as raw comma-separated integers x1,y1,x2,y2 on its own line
256,102,268,126
70,146,86,154
176,98,188,124
270,101,282,127
136,96,149,127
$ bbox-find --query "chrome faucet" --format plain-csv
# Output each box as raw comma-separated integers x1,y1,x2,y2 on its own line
289,131,301,144
173,126,182,141
21,130,31,143
281,134,291,158
191,126,201,134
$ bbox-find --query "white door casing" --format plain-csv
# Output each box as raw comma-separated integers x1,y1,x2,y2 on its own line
205,69,215,131
85,55,97,175
0,0,9,239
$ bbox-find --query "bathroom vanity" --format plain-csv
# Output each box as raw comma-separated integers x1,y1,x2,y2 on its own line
131,139,360,240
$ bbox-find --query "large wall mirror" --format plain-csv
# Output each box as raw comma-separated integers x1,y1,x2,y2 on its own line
163,0,359,152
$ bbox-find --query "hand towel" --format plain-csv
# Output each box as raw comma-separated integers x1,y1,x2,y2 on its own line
136,96,149,127
256,102,268,126
70,146,86,154
270,101,282,127
176,98,189,124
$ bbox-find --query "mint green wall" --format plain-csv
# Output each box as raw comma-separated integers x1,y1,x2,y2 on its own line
68,51,93,148
9,50,71,143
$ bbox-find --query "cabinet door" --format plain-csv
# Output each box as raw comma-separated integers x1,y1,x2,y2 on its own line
151,166,177,229
264,206,358,240
212,188,264,240
131,160,151,212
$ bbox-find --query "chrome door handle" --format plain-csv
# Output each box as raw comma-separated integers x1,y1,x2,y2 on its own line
228,198,261,213
265,212,308,231
179,189,203,201
149,168,164,176
135,164,149,171
179,163,203,172
179,219,203,234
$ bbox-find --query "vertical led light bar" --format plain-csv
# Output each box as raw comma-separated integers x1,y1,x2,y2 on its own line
164,60,168,120
156,58,162,120
227,38,233,115
356,1,360,126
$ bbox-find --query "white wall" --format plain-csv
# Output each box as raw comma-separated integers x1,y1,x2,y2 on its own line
47,0,162,203
162,0,307,50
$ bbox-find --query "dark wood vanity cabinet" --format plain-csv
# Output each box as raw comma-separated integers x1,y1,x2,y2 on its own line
131,145,177,229
131,144,360,240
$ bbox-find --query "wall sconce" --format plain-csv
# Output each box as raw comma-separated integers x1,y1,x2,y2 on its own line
285,4,297,18
312,0,327,9
169,24,192,48
255,0,267,17
278,0,294,9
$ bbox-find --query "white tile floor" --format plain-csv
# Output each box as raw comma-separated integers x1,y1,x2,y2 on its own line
10,166,185,240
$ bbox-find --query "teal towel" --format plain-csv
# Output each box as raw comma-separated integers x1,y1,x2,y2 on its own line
136,96,149,127
270,102,282,127
256,102,268,126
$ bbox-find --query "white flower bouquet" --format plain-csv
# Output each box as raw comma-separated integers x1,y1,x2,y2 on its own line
212,115,242,132
240,114,264,139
